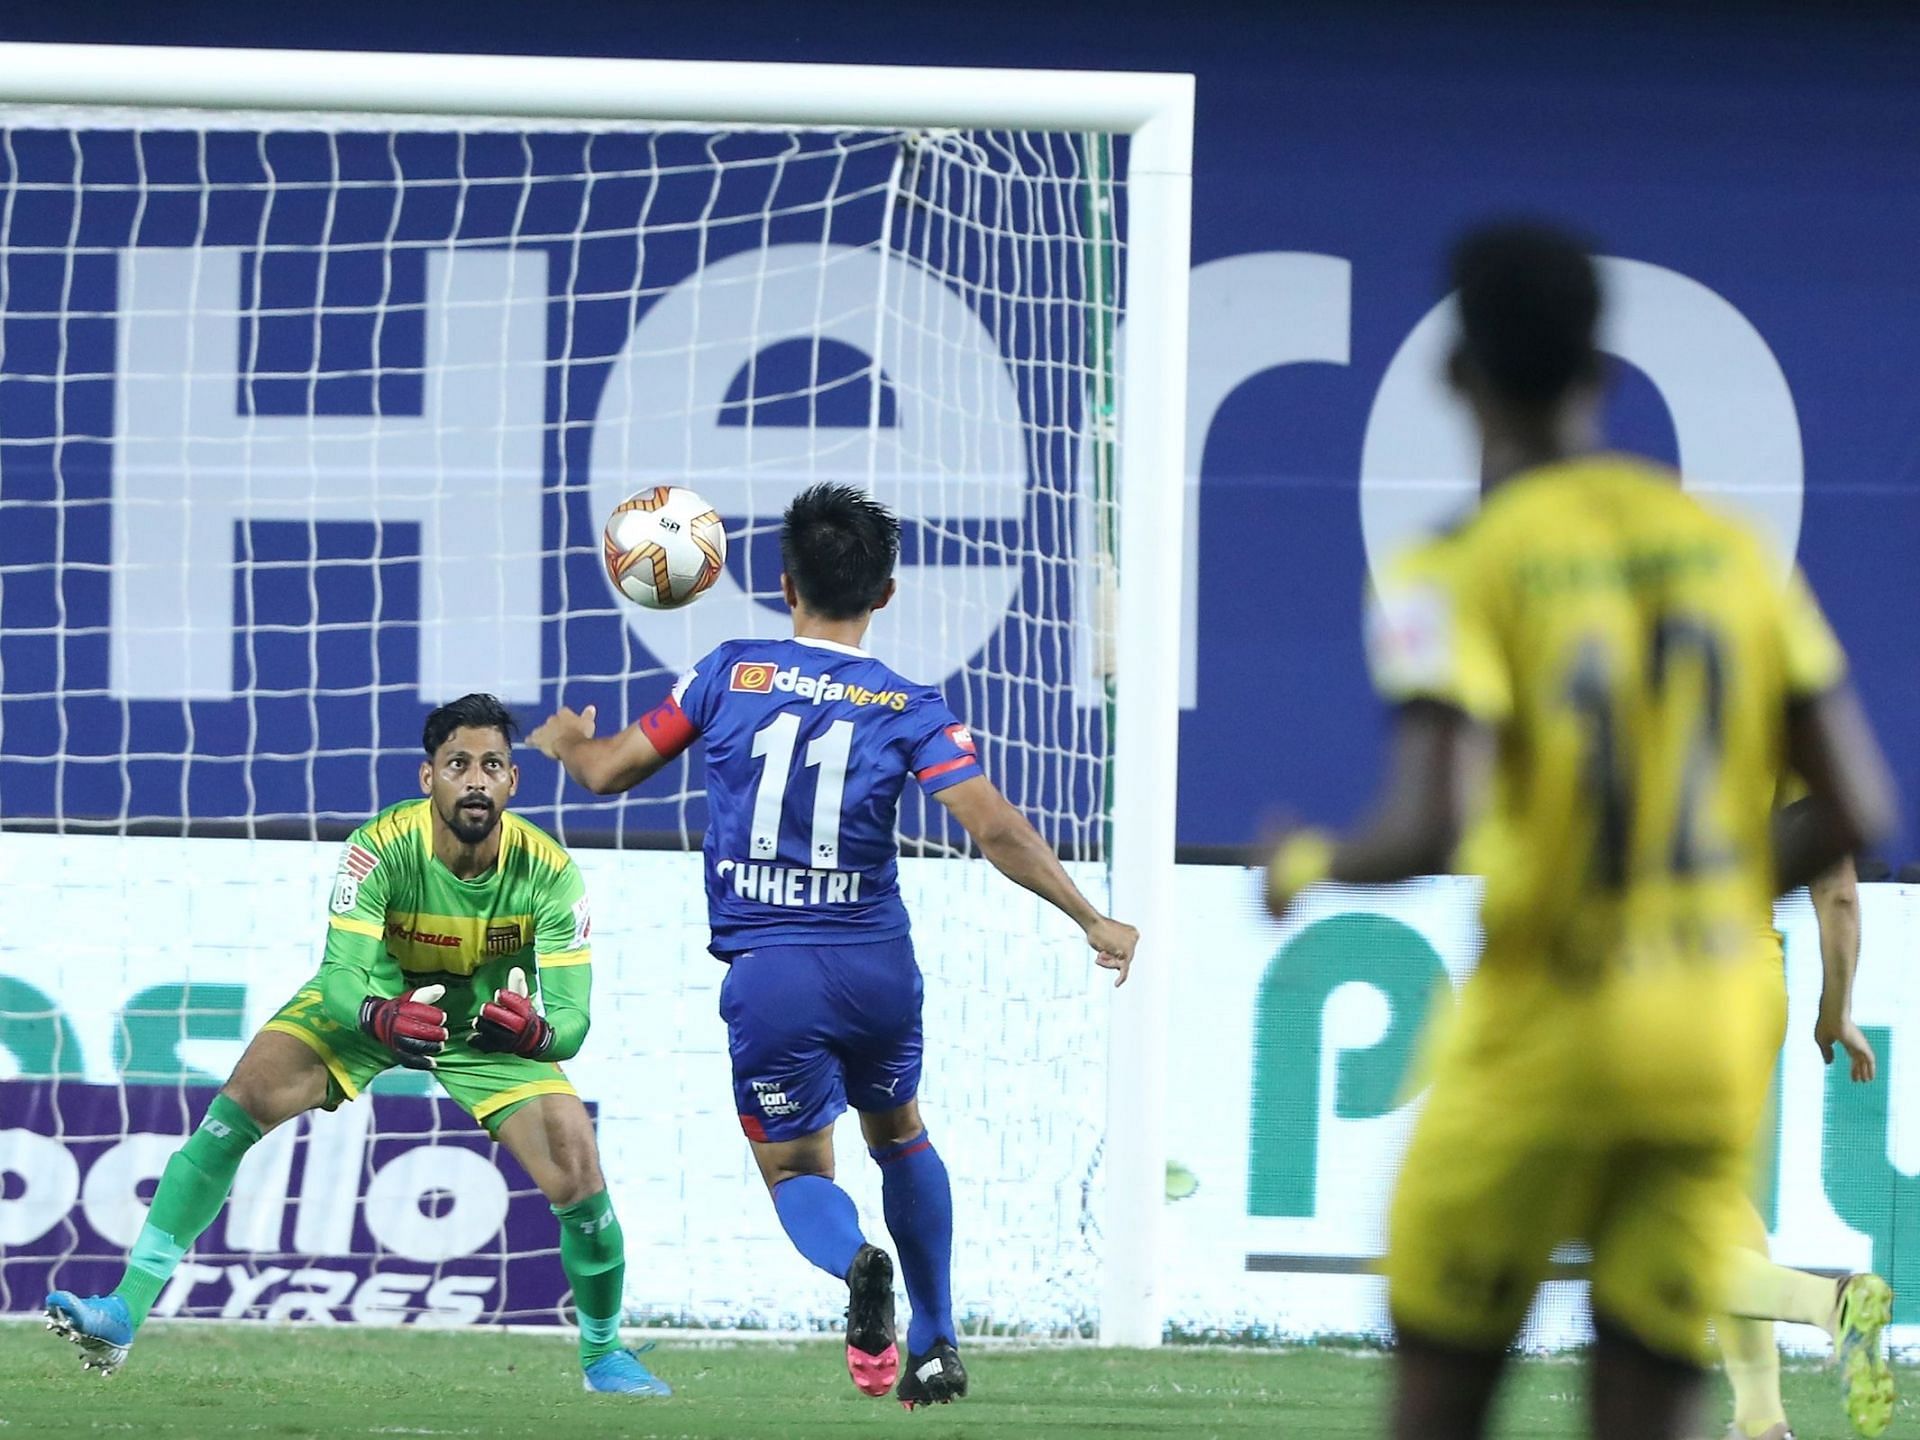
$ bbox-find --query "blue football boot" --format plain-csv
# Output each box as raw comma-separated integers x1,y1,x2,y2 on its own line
45,1291,134,1376
582,1345,673,1397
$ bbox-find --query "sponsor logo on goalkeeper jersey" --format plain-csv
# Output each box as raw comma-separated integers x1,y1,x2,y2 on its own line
330,842,381,914
947,724,976,753
378,912,537,976
731,661,906,710
718,859,863,907
387,922,463,949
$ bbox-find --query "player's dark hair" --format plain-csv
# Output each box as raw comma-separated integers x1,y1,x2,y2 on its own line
780,482,900,620
422,693,519,756
1450,221,1603,412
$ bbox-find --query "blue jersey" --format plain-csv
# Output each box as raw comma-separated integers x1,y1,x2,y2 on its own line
653,636,982,952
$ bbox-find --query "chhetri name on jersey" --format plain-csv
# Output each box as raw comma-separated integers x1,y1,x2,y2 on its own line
717,858,864,907
729,661,907,710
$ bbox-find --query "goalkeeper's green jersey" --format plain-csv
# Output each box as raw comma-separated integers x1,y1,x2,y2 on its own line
318,798,595,1061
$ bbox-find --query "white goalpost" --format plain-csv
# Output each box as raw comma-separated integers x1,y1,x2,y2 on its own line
0,42,1190,1348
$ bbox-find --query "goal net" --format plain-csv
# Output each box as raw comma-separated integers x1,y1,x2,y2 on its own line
0,54,1188,1343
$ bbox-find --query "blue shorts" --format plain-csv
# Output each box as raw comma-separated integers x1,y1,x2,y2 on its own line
718,936,923,1142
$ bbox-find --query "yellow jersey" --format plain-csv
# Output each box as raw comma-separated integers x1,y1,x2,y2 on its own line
1765,773,1812,965
1367,454,1844,1138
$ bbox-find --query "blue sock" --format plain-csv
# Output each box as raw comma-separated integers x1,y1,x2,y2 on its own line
771,1174,866,1281
871,1131,954,1354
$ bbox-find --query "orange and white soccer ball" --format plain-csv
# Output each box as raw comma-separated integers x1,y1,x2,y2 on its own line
601,486,727,610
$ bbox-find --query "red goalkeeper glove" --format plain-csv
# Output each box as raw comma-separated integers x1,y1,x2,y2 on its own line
359,984,448,1070
469,968,554,1058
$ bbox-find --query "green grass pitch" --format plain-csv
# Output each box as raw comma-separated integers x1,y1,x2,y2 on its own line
0,1324,1908,1437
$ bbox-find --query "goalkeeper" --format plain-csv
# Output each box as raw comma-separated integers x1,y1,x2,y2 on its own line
45,694,669,1397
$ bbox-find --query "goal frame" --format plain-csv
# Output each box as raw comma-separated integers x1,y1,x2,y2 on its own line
0,39,1193,1348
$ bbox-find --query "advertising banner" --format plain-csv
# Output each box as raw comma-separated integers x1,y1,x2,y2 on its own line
2,1079,569,1325
8,832,1919,1343
1164,871,1920,1350
4,6,1917,855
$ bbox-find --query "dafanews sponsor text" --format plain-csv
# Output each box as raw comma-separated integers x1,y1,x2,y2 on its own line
729,661,907,710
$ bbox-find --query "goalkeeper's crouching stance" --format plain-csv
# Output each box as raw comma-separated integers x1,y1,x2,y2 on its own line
45,694,668,1397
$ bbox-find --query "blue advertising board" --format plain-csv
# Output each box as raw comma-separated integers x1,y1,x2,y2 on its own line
0,1,1914,855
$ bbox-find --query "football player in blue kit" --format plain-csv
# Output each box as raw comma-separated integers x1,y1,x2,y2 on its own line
532,483,1138,1408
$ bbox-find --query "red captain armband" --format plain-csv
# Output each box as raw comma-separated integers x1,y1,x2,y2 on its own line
638,695,698,760
915,755,977,784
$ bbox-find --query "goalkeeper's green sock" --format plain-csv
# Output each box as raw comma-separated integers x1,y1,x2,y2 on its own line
112,1092,263,1327
556,1190,626,1366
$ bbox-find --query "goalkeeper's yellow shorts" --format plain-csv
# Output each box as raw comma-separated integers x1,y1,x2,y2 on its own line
262,974,575,1135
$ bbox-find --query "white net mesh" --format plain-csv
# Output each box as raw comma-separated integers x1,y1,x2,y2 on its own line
0,111,1124,1334
0,117,1118,851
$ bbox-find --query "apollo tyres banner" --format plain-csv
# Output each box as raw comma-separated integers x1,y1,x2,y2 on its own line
2,1081,569,1326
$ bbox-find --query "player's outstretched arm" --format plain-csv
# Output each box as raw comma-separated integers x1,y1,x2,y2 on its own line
530,703,673,795
1807,849,1875,1082
933,774,1137,985
1776,686,1896,894
1266,700,1491,917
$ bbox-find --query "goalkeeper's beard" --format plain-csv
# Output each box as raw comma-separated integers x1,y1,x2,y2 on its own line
446,796,499,845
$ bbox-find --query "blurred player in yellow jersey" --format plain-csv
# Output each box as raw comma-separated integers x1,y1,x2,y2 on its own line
1265,223,1896,1440
1715,788,1891,1440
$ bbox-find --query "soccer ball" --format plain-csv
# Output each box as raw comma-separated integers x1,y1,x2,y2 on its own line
601,486,727,610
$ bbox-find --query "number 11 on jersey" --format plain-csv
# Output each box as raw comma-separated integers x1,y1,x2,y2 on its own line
748,716,854,867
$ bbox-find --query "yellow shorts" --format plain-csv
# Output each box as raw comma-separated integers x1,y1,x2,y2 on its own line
1384,969,1781,1365
261,975,575,1135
